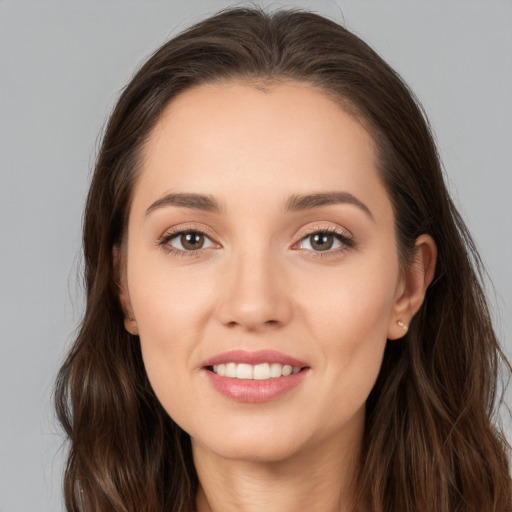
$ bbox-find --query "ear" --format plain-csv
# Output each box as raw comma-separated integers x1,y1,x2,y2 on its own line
113,246,139,335
387,234,437,340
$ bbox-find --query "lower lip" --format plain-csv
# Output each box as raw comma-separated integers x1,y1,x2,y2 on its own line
203,369,309,403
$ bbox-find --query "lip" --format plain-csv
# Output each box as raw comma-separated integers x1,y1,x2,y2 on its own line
201,349,309,368
201,349,310,403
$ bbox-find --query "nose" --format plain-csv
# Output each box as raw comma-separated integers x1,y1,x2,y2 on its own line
216,246,293,332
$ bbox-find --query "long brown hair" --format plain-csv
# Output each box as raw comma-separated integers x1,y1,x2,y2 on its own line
55,7,512,511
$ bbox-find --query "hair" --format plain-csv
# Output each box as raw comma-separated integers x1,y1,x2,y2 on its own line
54,6,512,512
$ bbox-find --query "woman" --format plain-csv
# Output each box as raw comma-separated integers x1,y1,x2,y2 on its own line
54,7,512,512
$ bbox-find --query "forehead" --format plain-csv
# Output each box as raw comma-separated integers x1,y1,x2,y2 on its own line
145,80,374,163
133,80,390,220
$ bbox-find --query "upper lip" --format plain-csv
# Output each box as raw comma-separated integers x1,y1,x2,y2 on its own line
201,349,309,368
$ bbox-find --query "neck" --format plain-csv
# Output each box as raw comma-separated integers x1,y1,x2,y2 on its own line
192,430,362,512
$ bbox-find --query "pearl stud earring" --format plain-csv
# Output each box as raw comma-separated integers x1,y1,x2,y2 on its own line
397,319,407,329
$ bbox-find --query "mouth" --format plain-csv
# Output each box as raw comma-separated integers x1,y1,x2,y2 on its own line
201,350,310,402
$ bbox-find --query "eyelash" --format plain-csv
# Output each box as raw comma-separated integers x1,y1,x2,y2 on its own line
158,225,356,258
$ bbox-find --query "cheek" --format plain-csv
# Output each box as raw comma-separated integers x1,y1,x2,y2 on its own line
126,257,197,386
128,250,213,341
126,254,223,420
297,259,399,421
304,258,399,348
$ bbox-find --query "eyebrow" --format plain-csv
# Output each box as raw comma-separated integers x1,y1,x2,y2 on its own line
284,191,373,219
145,193,224,216
145,191,373,220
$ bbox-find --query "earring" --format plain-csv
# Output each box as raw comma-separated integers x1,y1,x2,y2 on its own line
397,319,407,330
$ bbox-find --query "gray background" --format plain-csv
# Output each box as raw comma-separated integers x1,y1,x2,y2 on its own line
1,1,511,510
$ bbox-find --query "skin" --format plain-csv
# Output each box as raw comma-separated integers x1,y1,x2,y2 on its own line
119,81,436,512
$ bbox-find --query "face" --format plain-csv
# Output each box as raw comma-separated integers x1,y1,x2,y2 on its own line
121,81,408,462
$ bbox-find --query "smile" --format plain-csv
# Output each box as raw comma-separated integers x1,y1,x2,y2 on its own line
211,363,302,379
201,350,310,402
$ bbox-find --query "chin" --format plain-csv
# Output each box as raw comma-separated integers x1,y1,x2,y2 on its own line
203,438,305,464
190,419,311,463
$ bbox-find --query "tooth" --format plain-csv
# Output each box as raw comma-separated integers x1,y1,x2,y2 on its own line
225,362,237,378
269,363,282,378
237,363,253,379
253,363,270,380
282,365,292,376
213,362,302,379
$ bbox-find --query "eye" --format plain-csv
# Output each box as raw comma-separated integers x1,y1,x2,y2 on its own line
159,226,354,257
295,227,355,254
160,229,216,255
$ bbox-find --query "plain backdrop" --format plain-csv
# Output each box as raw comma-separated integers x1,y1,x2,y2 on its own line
1,1,511,510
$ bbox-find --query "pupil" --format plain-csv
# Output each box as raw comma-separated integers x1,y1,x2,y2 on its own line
312,233,333,251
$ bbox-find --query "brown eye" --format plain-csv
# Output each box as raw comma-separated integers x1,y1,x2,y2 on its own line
296,229,354,254
163,230,215,253
310,233,334,251
180,232,205,250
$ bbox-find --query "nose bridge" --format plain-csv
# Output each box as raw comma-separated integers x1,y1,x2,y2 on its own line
217,237,292,331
